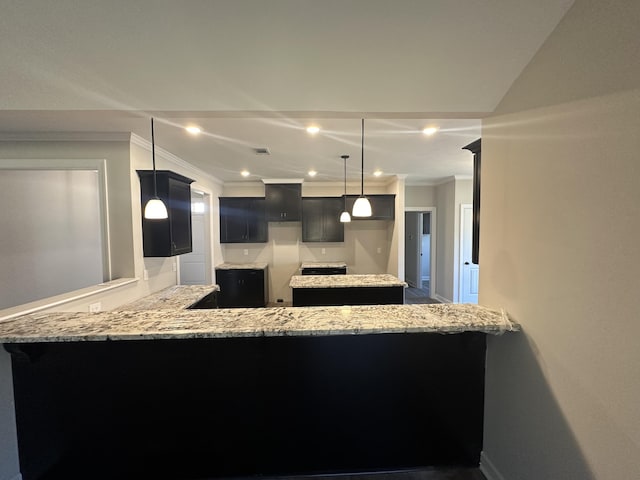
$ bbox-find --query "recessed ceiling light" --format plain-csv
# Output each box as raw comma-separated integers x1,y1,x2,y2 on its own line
373,170,383,177
423,126,439,136
240,170,250,177
308,170,317,177
306,126,320,134
185,126,201,135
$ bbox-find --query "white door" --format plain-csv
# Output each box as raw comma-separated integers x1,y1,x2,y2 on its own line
460,204,479,303
179,192,207,285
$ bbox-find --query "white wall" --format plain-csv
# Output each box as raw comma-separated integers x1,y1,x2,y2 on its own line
405,185,435,207
481,1,640,479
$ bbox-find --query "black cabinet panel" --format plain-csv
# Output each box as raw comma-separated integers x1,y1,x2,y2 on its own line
301,197,344,242
219,197,267,243
300,267,347,275
216,268,268,307
266,184,301,221
344,194,395,220
138,170,194,257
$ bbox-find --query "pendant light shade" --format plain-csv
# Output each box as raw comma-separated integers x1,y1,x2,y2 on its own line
144,118,168,220
352,118,372,217
340,155,351,223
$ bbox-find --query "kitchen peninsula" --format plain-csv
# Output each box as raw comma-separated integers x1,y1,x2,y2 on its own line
1,286,517,480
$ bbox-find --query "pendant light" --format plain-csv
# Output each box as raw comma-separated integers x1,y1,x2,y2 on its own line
143,117,169,219
352,118,372,217
339,155,351,223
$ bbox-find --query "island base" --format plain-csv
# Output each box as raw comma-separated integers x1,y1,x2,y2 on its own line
10,332,485,479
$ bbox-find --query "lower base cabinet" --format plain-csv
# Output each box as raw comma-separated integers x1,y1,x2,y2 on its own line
216,268,268,307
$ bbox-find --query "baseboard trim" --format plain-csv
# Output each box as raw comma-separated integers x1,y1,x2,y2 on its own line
433,293,452,303
480,451,506,480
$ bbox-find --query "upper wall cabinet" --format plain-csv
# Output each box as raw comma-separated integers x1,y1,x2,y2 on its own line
219,197,268,243
301,197,344,242
344,194,395,220
138,170,194,257
265,183,301,222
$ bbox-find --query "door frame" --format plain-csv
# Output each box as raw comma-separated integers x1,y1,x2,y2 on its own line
404,207,436,296
178,189,213,285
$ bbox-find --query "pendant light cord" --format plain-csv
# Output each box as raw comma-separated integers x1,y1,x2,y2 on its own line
342,155,349,209
151,117,158,198
360,118,364,197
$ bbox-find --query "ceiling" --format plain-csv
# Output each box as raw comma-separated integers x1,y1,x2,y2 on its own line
0,0,575,184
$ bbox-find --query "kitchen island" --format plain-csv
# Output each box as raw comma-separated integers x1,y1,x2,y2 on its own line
0,286,517,480
290,273,407,306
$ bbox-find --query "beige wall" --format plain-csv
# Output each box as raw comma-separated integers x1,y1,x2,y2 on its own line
405,184,435,207
481,1,640,479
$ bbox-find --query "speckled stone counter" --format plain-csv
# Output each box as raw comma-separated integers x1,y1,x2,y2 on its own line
117,285,220,311
300,262,347,269
0,301,517,344
215,262,268,270
290,273,407,288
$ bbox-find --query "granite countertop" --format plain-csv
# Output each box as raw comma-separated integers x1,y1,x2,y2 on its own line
300,262,347,269
117,285,220,311
215,262,269,270
0,285,519,343
290,274,408,289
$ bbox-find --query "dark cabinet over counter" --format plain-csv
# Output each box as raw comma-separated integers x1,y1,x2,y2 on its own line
215,264,268,308
138,170,194,257
219,197,268,243
344,194,395,220
301,197,344,242
265,183,301,221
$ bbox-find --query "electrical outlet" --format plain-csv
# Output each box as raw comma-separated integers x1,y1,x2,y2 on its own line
172,262,177,272
143,269,149,280
321,248,326,254
89,302,101,313
243,249,249,256
377,247,382,254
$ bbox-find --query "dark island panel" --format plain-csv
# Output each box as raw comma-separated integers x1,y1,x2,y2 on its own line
292,285,404,306
10,332,485,479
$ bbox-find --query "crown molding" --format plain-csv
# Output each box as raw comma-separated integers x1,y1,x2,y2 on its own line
262,178,304,184
0,131,132,142
130,133,223,186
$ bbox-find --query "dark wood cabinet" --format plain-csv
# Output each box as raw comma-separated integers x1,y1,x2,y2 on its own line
344,194,395,220
301,197,344,242
463,139,481,265
301,267,347,275
265,183,301,221
138,170,194,257
219,197,268,243
215,268,268,307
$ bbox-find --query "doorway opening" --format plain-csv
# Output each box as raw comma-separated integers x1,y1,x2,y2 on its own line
179,190,212,285
404,208,436,303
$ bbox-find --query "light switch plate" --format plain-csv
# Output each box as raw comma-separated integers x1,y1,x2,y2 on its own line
89,302,101,313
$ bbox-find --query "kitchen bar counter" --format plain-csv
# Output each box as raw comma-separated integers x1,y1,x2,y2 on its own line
2,285,518,479
290,273,406,288
0,300,516,344
299,261,347,269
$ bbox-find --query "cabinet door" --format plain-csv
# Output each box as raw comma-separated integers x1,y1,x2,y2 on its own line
220,198,268,243
216,269,266,308
302,197,344,242
246,198,268,242
266,184,301,221
168,177,193,255
220,198,248,243
216,269,242,307
321,197,344,242
301,198,324,242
